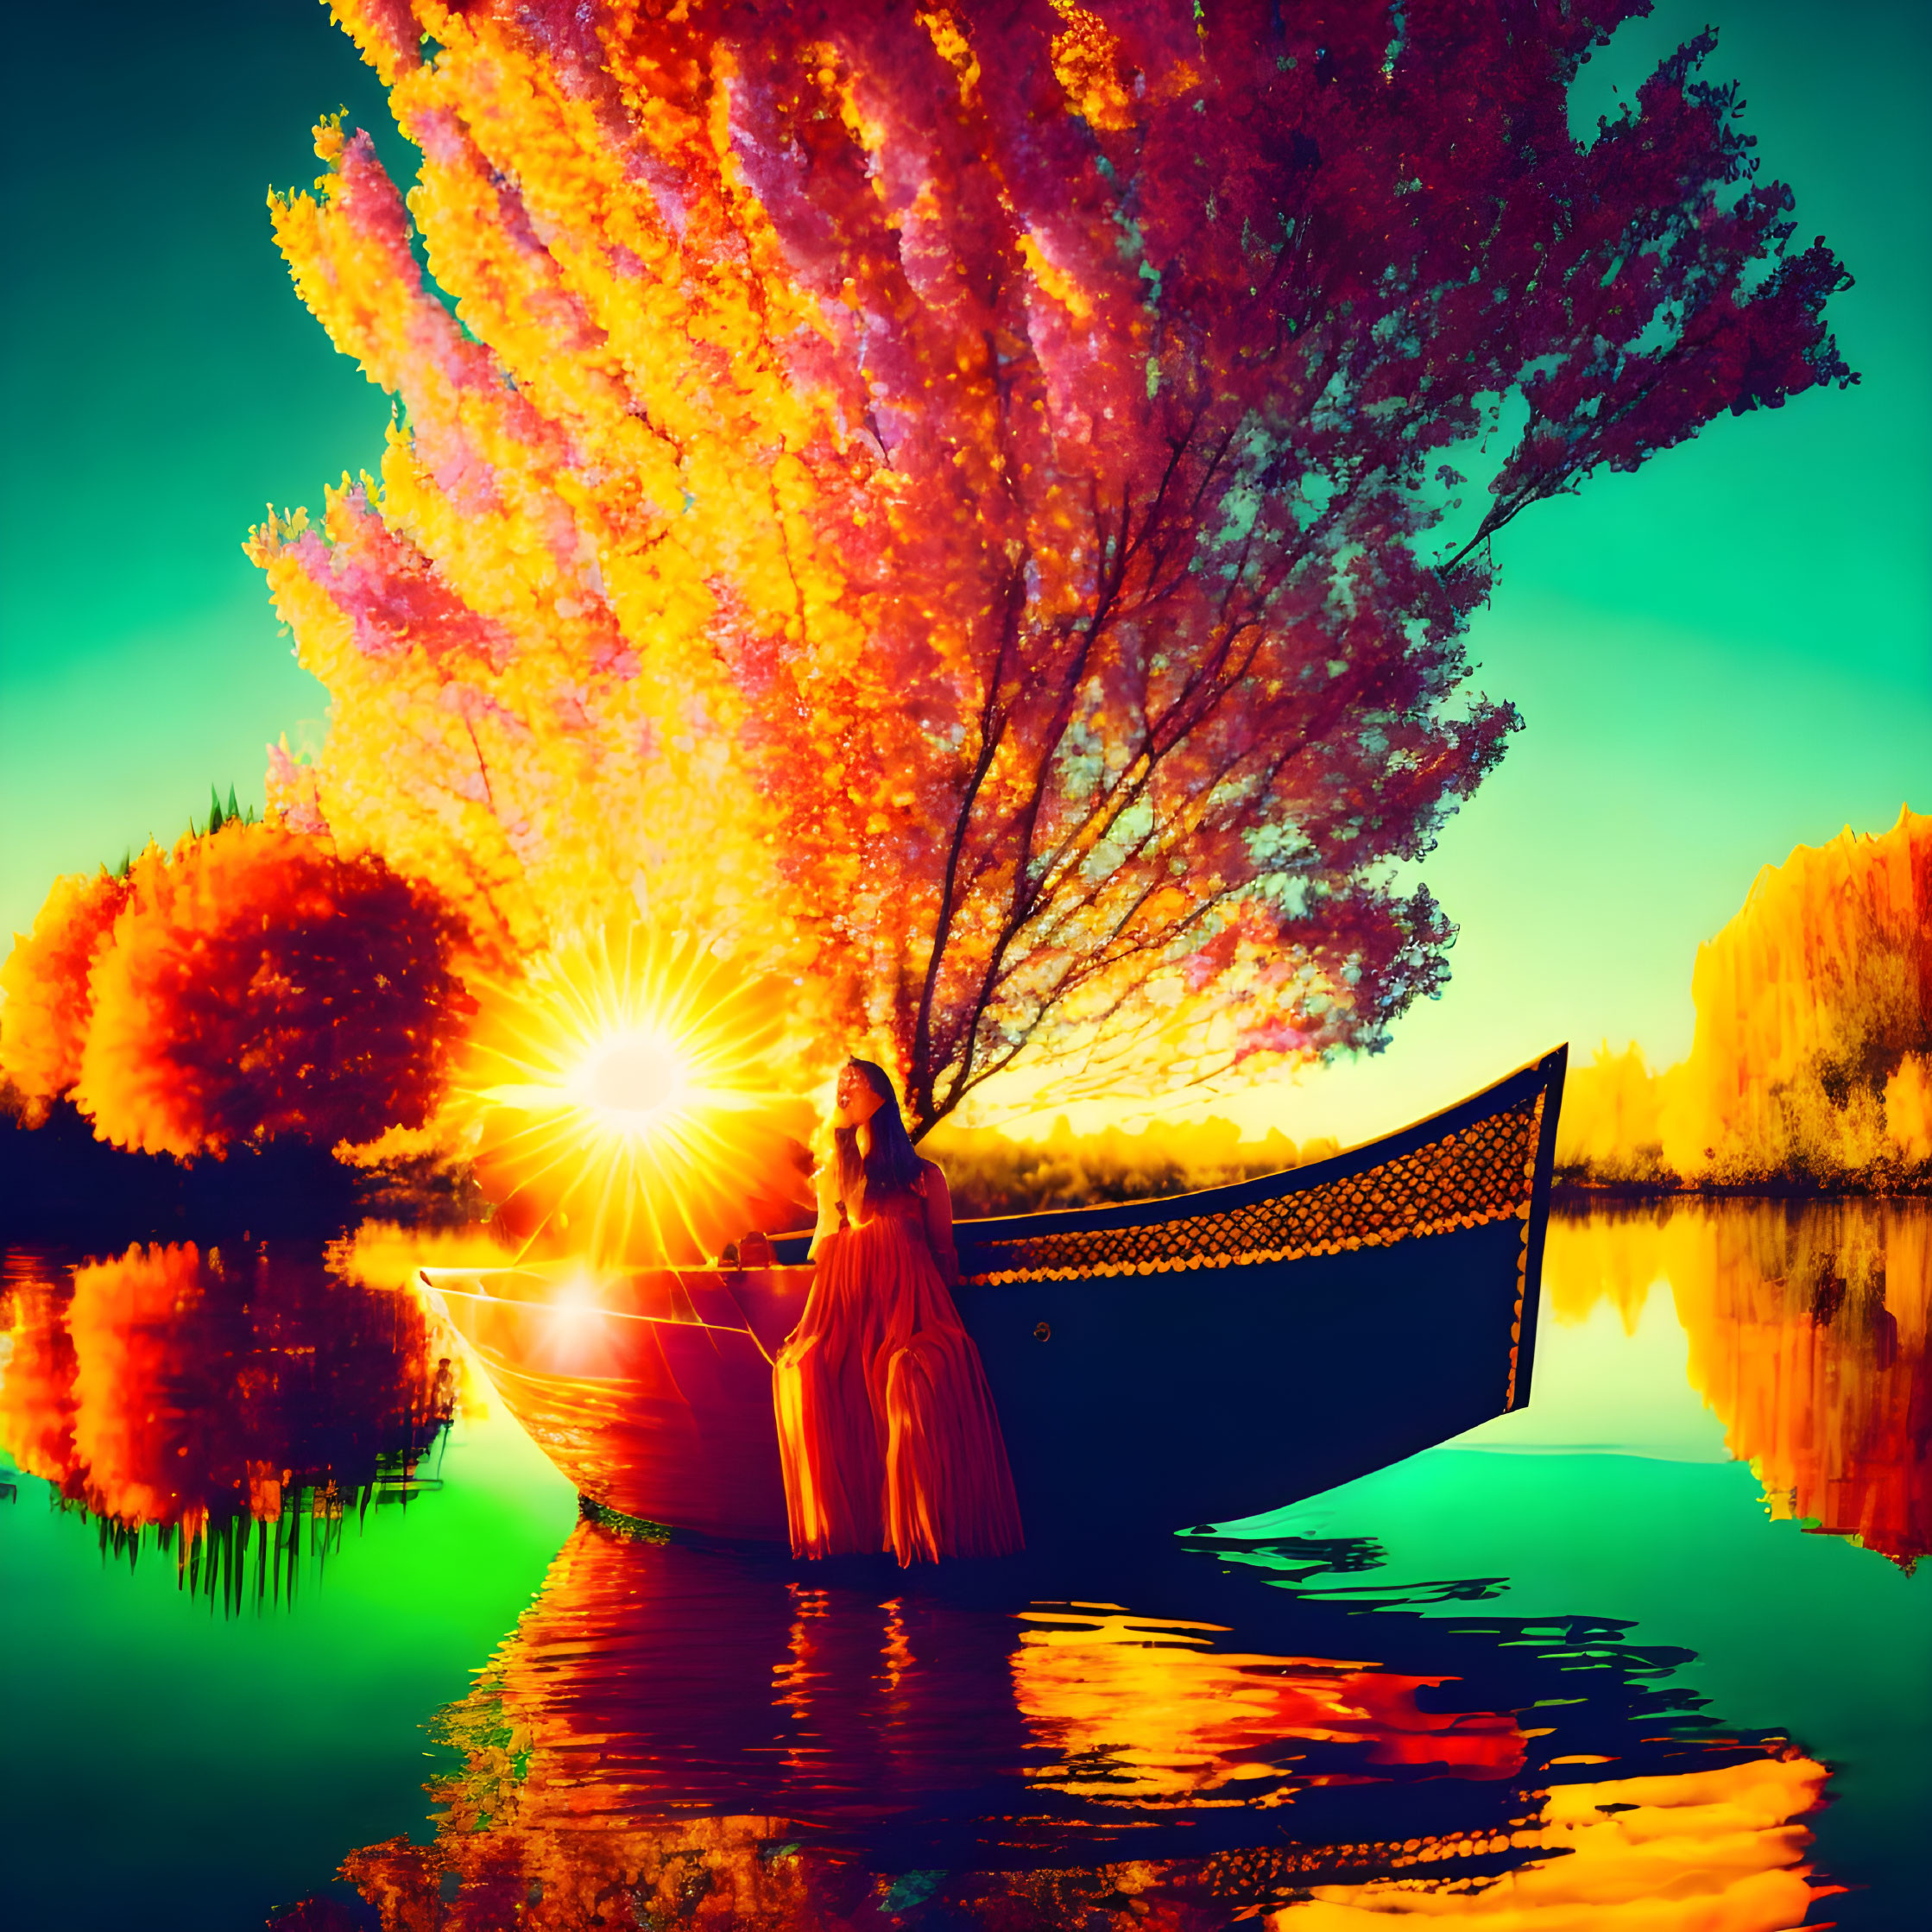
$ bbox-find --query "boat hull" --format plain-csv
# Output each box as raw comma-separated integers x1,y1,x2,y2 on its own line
958,1216,1529,1541
426,1047,1565,1548
426,1266,806,1542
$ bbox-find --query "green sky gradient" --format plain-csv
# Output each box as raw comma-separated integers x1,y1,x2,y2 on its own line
2,1,1925,1146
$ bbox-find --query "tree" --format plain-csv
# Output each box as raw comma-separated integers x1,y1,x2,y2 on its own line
42,823,474,1159
251,0,1849,1132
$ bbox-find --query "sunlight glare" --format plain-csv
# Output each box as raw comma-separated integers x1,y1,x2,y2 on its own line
450,923,817,1267
576,1029,691,1124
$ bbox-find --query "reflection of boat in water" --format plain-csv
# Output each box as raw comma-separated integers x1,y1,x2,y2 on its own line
309,1516,1834,1931
423,1051,1567,1544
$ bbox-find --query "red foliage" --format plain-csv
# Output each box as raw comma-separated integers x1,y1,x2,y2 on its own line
501,0,1852,1122
63,824,474,1159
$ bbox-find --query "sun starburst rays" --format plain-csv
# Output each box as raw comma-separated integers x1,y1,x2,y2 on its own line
452,925,814,1266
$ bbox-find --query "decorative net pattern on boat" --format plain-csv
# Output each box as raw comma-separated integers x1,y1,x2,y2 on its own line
962,1094,1542,1285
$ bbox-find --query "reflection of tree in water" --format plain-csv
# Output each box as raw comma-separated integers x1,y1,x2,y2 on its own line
1550,1203,1932,1568
319,1518,1834,1930
0,1243,455,1607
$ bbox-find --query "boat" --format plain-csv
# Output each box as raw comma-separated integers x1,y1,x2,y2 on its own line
421,1046,1566,1548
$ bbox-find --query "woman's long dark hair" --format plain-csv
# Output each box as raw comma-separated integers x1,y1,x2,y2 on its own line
833,1059,925,1203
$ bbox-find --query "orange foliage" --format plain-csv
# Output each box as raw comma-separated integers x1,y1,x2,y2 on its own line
0,867,130,1110
33,821,477,1158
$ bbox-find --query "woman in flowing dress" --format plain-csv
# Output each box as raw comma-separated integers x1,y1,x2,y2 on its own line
772,1059,1024,1563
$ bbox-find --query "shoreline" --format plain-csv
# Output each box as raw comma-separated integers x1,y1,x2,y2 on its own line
10,1098,1931,1253
1553,1176,1932,1206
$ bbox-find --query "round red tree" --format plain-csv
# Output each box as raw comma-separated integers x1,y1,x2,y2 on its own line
71,824,474,1159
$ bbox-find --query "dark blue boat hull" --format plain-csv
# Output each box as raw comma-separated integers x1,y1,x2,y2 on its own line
961,1216,1527,1544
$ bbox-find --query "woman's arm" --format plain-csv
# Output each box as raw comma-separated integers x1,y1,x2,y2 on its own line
920,1161,962,1287
806,1155,843,1262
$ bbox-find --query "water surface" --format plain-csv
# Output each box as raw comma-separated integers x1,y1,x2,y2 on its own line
1,1202,1924,1929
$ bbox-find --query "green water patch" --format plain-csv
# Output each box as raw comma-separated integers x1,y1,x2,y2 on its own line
0,1407,577,1932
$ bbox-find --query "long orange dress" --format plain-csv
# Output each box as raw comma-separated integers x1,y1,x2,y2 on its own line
773,1161,1023,1563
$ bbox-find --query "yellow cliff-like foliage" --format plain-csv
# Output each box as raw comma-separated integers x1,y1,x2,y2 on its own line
1664,807,1932,1183
1559,809,1932,1187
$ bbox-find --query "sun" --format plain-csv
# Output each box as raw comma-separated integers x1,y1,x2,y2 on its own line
451,924,817,1266
574,1028,691,1124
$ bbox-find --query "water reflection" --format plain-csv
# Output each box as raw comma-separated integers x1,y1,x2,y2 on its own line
1550,1201,1931,1567
0,1242,455,1605
6,1203,1918,1929
1014,1606,1525,1799
313,1518,1833,1929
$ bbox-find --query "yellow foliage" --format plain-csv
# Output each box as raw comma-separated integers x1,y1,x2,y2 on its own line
0,867,130,1107
250,10,874,999
1553,1041,1665,1179
1660,807,1932,1182
1885,1051,1932,1165
1563,810,1932,1185
1050,4,1138,131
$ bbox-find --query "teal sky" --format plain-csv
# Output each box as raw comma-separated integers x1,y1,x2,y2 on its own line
2,1,1926,1148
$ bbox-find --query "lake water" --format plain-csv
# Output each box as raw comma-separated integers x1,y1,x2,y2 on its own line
1,1202,1925,1931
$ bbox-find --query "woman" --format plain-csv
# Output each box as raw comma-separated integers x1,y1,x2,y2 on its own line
772,1059,1024,1563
